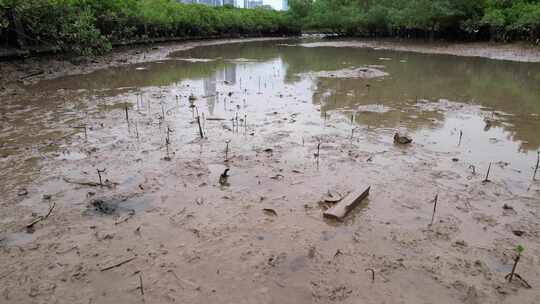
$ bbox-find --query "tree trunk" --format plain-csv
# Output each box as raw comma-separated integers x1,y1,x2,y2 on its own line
9,9,26,49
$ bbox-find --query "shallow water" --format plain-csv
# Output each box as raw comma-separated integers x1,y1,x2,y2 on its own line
4,39,539,189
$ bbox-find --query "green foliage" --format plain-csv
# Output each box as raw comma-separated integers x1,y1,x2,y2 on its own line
516,245,525,255
289,0,540,42
0,0,299,55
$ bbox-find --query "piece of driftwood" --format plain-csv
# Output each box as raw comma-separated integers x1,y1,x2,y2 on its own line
323,187,370,220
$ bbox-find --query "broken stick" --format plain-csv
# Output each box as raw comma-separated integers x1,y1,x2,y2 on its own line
100,256,136,272
323,187,370,220
533,151,539,181
26,201,56,229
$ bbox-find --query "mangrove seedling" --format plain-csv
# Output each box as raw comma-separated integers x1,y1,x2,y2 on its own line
194,107,204,139
505,245,532,288
483,162,492,183
533,151,539,181
458,130,463,146
97,169,106,186
430,194,439,226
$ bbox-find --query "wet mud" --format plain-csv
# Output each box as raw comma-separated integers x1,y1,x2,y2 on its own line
1,39,540,304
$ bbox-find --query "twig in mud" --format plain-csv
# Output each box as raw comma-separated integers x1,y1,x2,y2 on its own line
483,162,492,183
351,112,355,125
160,101,165,119
365,268,375,283
74,125,87,141
235,112,239,133
166,127,173,145
469,165,476,175
430,194,438,226
0,269,16,281
225,140,231,162
26,201,56,230
97,169,106,186
533,151,539,181
63,177,115,188
124,104,129,123
135,122,139,140
115,210,135,225
197,115,204,138
100,256,136,272
458,130,463,146
138,272,145,296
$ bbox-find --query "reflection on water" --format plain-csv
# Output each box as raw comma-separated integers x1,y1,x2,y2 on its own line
3,39,540,190
30,40,540,149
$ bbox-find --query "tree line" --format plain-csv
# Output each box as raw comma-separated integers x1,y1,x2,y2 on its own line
290,0,540,43
0,0,300,55
1,0,539,56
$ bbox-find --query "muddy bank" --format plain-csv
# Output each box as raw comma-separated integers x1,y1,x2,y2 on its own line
1,38,540,304
299,39,540,62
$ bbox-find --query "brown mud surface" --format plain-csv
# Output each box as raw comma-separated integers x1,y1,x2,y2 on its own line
299,39,540,62
1,38,540,304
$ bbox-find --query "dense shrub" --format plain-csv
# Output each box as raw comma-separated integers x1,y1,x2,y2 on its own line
0,0,299,55
290,0,540,43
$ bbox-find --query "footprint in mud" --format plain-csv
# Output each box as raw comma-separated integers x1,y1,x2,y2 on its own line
85,194,140,216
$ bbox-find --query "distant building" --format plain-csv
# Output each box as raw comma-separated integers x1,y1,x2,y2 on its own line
180,0,236,6
246,0,263,8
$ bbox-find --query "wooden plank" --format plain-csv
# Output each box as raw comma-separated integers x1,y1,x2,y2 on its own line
323,187,371,220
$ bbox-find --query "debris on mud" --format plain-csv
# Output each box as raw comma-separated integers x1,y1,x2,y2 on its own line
323,186,370,220
298,67,388,79
86,194,136,216
394,131,413,144
63,177,117,189
219,169,230,186
17,188,28,196
263,208,278,216
26,201,56,232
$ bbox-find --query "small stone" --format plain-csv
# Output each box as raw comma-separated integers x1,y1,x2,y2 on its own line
393,131,412,144
502,204,514,210
512,230,525,237
454,240,468,247
17,188,28,196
